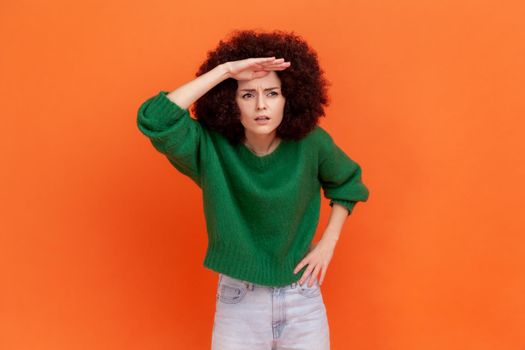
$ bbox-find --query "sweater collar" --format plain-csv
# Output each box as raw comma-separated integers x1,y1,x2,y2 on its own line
237,138,289,166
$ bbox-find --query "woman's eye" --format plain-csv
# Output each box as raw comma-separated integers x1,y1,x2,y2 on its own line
241,91,278,98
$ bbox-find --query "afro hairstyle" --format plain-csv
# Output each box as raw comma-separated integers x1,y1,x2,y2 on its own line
191,29,331,145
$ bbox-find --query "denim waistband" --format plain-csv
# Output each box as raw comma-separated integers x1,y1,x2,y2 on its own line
219,273,304,291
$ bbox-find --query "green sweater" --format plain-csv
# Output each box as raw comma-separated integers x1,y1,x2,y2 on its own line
137,90,370,287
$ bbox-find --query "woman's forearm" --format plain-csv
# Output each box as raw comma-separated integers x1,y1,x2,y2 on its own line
321,203,350,244
166,64,231,109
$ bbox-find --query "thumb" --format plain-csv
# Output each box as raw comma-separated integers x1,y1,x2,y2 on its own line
251,70,270,79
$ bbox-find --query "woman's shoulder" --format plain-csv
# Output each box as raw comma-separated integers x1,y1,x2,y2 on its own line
294,125,334,161
304,125,335,147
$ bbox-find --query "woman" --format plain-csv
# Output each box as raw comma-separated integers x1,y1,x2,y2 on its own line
137,29,370,350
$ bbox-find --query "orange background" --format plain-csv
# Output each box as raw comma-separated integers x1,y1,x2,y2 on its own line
1,0,524,349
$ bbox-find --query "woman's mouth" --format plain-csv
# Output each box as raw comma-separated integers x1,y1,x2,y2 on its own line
255,116,271,125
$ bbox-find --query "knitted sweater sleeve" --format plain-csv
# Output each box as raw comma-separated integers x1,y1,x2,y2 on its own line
136,91,203,187
317,128,370,216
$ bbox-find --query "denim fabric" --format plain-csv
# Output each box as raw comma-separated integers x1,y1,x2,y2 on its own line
211,273,330,350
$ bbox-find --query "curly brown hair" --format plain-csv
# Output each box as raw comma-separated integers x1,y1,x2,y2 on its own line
191,29,331,145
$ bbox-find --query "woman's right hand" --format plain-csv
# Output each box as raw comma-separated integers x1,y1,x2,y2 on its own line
223,57,291,81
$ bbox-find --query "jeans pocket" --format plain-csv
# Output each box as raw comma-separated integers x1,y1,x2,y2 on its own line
217,275,248,304
298,276,321,298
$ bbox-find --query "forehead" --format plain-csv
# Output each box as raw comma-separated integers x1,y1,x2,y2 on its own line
236,71,281,90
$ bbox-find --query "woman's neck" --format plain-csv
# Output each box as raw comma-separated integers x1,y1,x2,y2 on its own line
243,132,281,156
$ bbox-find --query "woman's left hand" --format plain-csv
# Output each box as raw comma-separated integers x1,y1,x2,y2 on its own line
293,236,338,287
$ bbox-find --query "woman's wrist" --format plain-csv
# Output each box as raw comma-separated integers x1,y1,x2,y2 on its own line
321,230,340,246
216,63,231,80
166,63,232,109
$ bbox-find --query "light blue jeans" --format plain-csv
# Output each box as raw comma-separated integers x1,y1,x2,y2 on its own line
211,272,330,350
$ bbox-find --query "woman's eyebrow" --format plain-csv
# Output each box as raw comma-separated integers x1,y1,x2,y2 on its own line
239,87,281,92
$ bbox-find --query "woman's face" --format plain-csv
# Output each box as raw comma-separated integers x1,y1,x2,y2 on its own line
235,71,285,138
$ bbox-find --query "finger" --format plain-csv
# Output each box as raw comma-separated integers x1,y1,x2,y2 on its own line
263,65,291,71
293,259,305,274
251,70,269,79
261,63,291,69
253,57,276,63
259,58,285,64
250,62,288,71
299,265,314,285
309,264,322,287
260,61,289,68
320,264,327,286
294,254,310,274
261,62,290,69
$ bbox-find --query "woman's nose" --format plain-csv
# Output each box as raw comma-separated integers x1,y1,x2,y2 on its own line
256,94,267,110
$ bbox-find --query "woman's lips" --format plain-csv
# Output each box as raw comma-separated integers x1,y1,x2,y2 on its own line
255,116,270,125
